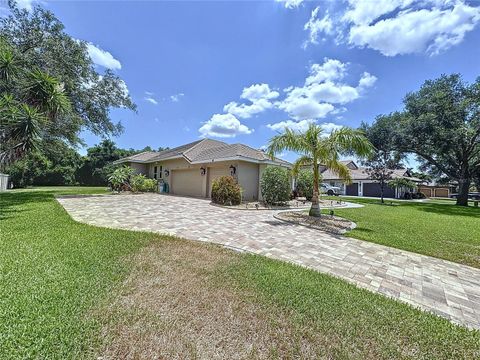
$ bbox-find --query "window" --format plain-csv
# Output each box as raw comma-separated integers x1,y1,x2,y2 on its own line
153,166,158,179
159,165,163,179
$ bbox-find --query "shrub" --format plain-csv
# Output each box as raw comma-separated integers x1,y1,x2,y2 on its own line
260,166,291,205
211,176,242,205
141,178,158,192
131,174,158,192
108,166,135,191
295,169,314,200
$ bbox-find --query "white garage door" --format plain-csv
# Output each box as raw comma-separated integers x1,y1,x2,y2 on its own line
207,166,231,197
171,169,204,197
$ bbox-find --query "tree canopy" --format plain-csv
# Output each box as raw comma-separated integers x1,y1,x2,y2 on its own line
368,74,480,206
0,2,135,167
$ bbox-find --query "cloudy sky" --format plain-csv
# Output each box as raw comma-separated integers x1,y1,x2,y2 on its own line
4,0,480,162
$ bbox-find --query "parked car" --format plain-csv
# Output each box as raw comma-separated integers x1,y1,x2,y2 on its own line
321,183,341,196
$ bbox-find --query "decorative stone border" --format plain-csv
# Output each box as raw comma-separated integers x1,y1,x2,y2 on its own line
274,210,357,235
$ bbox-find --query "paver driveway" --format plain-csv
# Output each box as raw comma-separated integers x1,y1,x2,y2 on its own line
57,193,480,329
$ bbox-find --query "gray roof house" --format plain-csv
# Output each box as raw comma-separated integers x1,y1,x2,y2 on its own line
321,160,421,198
115,138,291,201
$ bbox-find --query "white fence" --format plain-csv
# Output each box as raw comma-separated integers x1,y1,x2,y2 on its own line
0,173,10,191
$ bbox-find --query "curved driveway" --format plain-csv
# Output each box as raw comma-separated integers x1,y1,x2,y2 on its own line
57,193,480,329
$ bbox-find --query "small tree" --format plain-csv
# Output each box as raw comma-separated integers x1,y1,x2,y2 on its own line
268,123,373,216
363,154,398,203
296,169,314,200
260,166,291,205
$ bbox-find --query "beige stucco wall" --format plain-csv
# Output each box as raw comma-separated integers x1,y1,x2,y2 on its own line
257,164,267,201
237,161,259,201
126,162,147,174
140,157,289,200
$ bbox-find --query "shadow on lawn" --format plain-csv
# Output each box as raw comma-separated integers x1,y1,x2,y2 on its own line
0,191,54,220
409,202,480,218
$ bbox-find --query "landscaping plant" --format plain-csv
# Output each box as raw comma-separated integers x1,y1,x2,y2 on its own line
211,176,242,205
108,166,135,192
260,166,291,205
295,168,314,200
267,123,373,216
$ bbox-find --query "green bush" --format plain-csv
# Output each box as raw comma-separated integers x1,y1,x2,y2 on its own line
296,169,314,200
141,178,158,192
131,174,158,193
260,166,291,205
108,166,135,191
211,176,242,205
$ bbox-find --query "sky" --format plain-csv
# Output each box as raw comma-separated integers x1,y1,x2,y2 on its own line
3,0,480,164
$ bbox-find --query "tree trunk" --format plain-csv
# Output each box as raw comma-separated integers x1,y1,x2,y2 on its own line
310,162,321,217
456,178,470,206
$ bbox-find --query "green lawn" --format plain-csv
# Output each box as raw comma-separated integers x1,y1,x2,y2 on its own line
1,187,479,359
326,196,480,268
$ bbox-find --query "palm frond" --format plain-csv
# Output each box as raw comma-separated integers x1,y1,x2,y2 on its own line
292,155,313,177
325,159,352,184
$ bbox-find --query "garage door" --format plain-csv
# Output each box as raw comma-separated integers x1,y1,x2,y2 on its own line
171,169,204,197
363,183,395,198
207,166,230,197
346,183,358,196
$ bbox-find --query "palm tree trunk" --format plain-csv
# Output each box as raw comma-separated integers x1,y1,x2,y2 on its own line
309,161,321,217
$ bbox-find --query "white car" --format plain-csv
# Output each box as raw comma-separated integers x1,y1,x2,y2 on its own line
320,183,341,196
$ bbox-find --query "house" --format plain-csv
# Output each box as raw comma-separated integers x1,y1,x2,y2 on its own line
417,182,456,198
115,139,291,200
321,160,421,198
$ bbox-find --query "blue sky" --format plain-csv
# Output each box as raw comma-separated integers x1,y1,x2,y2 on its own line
5,0,480,164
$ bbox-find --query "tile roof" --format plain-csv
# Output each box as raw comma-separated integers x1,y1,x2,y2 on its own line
321,161,418,181
117,139,291,166
117,151,159,163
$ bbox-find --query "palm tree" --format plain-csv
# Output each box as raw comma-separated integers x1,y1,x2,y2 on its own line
267,123,373,217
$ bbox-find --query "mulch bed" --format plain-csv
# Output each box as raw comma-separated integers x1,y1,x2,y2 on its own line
275,211,356,234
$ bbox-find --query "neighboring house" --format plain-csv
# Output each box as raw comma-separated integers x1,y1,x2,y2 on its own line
115,139,291,200
417,182,456,198
321,160,421,198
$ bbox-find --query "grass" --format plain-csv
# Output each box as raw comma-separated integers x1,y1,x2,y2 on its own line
324,196,480,268
1,187,479,358
0,187,159,358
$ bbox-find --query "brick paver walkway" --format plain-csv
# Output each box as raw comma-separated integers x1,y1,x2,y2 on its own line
57,194,480,329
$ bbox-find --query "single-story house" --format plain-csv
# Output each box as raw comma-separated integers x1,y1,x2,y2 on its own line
321,160,421,198
417,182,456,198
115,138,291,200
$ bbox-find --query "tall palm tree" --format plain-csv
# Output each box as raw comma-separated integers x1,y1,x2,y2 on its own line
267,123,373,217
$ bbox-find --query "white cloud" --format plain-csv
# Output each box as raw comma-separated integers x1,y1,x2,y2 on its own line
145,91,154,96
14,0,45,11
144,97,158,105
276,58,375,119
358,72,377,89
276,0,304,9
304,7,334,46
241,83,279,101
201,59,376,138
267,119,344,136
199,113,253,138
348,2,480,56
86,43,122,70
267,119,317,132
170,93,184,102
224,83,279,119
305,58,346,85
308,0,480,56
319,122,344,135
